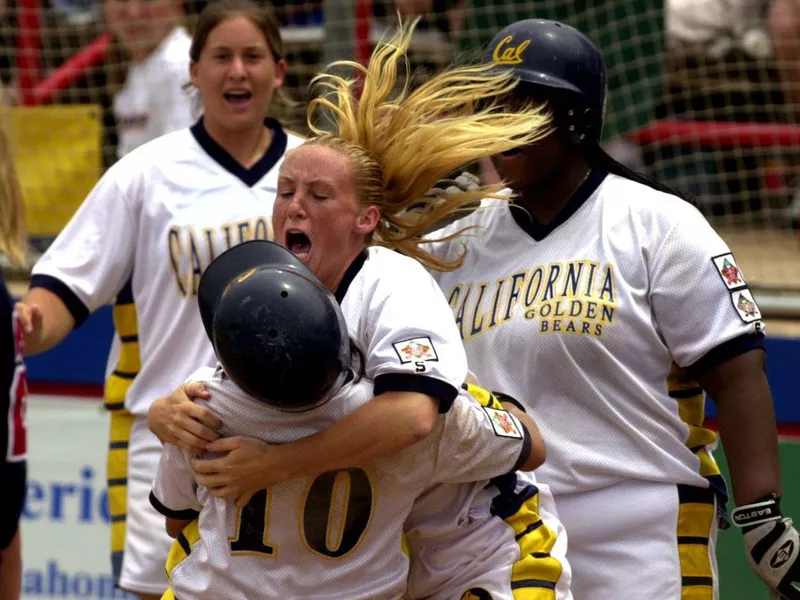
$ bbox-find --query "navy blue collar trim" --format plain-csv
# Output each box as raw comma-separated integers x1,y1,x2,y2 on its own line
334,250,369,305
190,116,288,187
509,169,608,241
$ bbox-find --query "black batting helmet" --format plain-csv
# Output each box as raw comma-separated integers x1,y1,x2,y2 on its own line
484,19,607,145
198,240,351,412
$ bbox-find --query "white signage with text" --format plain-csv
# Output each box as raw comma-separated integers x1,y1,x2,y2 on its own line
20,395,137,600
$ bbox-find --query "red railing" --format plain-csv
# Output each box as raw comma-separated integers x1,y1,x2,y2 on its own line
14,0,800,152
16,0,42,105
29,33,112,106
15,0,112,107
630,120,800,148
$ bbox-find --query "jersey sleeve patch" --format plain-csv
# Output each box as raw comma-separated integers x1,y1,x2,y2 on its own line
392,336,439,364
711,253,746,290
731,289,762,323
711,253,763,325
482,406,522,439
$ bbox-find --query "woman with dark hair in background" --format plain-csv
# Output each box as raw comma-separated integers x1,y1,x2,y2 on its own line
14,1,302,597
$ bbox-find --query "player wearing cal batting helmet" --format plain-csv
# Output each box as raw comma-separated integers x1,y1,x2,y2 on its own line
425,19,799,600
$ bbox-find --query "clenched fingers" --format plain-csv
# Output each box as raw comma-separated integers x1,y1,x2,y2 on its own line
194,471,233,489
181,382,211,401
191,454,230,475
172,427,209,454
182,402,223,434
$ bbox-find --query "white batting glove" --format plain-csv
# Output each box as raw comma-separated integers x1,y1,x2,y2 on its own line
401,171,483,234
732,495,800,599
424,171,482,200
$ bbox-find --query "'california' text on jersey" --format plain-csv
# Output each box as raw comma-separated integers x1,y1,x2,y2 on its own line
426,171,763,497
167,216,271,297
449,259,617,340
30,119,304,417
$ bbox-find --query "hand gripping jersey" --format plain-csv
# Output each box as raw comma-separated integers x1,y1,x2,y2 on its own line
150,366,531,600
426,170,764,497
113,26,194,158
334,246,468,412
31,120,304,418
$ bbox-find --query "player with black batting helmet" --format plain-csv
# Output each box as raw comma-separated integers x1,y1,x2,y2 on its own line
197,239,352,412
149,239,555,599
476,18,691,201
425,18,798,600
485,18,606,145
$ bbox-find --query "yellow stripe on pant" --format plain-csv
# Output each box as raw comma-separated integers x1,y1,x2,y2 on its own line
666,363,721,482
677,484,716,600
505,487,562,599
105,281,141,581
162,519,202,599
464,383,504,410
107,408,135,582
165,519,201,577
105,301,140,411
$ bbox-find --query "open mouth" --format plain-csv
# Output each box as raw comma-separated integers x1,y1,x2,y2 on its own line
224,91,252,108
286,231,311,260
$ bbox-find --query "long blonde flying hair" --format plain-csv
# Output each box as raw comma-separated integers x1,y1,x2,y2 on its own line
0,87,27,266
306,18,553,271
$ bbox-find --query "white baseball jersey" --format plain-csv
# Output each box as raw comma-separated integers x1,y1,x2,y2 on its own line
335,246,468,411
668,0,767,45
404,386,571,600
113,26,194,158
150,366,531,600
31,120,304,417
426,170,764,497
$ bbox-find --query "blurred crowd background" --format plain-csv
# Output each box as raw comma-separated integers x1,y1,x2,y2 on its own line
0,0,798,311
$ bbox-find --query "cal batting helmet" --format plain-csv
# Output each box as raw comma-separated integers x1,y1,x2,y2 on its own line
198,240,351,412
484,19,607,145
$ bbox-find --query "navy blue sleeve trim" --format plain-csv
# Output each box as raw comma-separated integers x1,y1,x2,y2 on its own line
29,274,90,328
373,373,459,413
686,332,766,378
511,424,533,473
149,491,200,520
